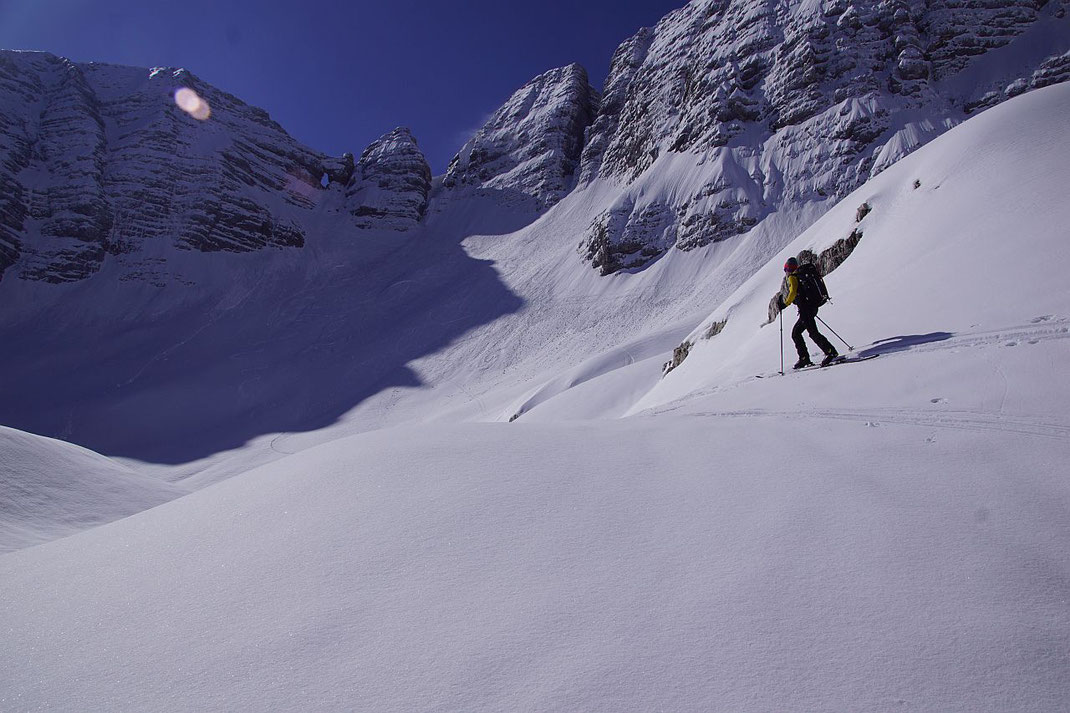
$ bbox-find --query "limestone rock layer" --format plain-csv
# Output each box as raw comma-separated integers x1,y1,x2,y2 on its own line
573,0,1070,273
0,51,416,284
443,64,599,210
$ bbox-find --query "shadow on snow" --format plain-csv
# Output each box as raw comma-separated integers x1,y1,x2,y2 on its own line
0,214,527,464
859,332,954,358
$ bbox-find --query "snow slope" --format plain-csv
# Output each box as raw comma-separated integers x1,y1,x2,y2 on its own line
3,1,1068,484
1,83,1069,711
3,417,1067,712
636,80,1070,415
0,426,186,553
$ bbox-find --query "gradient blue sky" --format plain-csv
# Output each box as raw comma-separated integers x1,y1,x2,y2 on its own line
0,0,686,172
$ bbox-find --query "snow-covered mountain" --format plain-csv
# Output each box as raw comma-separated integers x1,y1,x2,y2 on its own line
2,81,1069,711
443,63,599,210
0,0,1064,479
346,127,432,231
0,0,1066,501
3,0,1070,705
5,2,1066,287
0,51,442,287
0,53,319,284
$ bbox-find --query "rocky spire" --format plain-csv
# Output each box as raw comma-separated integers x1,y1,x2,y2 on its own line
443,63,599,210
345,127,432,231
577,27,655,187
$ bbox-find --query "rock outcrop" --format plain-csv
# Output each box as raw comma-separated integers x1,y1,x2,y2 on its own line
577,28,655,186
346,128,431,231
443,64,599,210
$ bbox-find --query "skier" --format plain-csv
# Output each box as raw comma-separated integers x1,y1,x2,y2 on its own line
778,256,838,369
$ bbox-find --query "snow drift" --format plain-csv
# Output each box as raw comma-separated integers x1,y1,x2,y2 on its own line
0,426,186,553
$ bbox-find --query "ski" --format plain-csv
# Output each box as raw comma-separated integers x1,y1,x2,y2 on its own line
756,353,879,378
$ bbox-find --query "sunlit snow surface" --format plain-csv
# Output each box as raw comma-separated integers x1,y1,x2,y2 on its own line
1,85,1069,711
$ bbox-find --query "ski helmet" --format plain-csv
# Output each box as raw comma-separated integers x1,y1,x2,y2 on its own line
783,257,799,272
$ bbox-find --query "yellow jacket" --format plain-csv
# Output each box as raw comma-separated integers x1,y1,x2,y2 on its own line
782,274,799,307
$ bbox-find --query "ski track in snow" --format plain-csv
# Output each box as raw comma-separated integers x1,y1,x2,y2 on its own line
675,407,1070,441
861,317,1070,358
268,434,295,456
680,315,1070,390
648,314,1070,442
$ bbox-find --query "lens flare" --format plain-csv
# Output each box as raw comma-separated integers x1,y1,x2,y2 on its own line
174,87,211,120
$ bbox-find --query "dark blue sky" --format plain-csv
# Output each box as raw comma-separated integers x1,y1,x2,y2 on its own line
0,0,685,172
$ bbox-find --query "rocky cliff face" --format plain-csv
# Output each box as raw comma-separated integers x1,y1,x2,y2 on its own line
442,64,599,210
346,128,431,231
0,51,428,285
577,28,655,187
0,53,110,282
3,1,1067,284
573,0,1070,274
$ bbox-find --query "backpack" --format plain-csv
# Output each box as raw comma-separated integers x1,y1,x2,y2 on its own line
794,262,829,307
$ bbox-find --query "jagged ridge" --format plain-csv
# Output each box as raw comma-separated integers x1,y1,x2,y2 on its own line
573,0,1070,274
0,52,433,285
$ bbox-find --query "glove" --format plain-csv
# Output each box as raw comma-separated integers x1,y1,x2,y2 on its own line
776,295,785,310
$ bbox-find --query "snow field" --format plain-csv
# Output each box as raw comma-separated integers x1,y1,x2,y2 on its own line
2,415,1068,712
636,82,1070,416
0,426,186,553
2,69,1070,713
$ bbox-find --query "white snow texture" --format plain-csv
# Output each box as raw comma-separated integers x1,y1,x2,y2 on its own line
2,13,1070,713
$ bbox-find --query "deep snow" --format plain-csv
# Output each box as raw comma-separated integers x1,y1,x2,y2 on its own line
3,417,1068,712
0,426,186,553
1,79,1069,712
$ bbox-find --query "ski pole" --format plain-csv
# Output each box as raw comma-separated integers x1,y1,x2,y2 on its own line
816,315,854,351
779,308,784,375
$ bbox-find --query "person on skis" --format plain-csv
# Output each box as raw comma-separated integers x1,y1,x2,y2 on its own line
778,256,838,369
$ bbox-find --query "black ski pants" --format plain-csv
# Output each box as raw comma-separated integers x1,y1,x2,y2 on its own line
792,305,835,359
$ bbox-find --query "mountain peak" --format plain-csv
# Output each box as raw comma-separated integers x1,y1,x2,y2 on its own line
442,63,599,210
346,126,432,231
